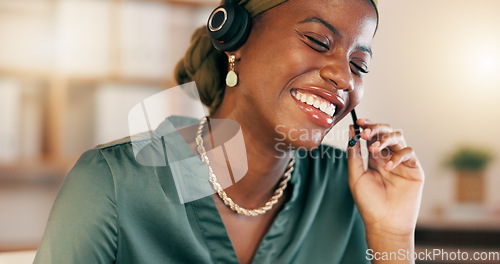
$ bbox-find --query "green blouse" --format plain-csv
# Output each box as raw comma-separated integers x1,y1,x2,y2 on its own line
35,119,368,264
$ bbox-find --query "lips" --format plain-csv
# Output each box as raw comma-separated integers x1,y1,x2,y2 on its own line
292,90,336,117
290,87,345,128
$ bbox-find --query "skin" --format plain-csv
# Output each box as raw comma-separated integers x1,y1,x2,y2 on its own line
209,0,425,263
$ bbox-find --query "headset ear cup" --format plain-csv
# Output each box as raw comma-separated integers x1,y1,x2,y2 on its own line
207,4,236,40
218,6,251,51
207,3,252,51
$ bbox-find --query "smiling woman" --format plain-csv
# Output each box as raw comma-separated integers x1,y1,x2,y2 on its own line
34,0,424,264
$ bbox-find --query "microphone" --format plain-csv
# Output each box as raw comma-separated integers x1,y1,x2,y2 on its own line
348,109,361,148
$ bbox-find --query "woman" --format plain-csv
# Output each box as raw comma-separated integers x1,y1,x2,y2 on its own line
35,0,424,263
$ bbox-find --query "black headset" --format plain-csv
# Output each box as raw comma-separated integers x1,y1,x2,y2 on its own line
207,0,252,51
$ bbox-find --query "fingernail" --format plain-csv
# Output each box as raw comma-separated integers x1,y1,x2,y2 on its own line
370,141,380,149
364,128,371,137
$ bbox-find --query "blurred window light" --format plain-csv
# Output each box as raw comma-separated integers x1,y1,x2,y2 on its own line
119,1,171,79
0,2,53,72
458,40,500,90
473,48,500,80
55,0,111,76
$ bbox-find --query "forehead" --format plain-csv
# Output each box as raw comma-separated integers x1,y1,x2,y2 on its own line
269,0,378,38
283,0,377,17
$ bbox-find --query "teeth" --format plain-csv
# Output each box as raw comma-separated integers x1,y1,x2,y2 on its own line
300,94,307,103
313,99,321,108
328,104,335,116
293,91,336,118
306,96,314,105
327,105,335,116
320,101,327,112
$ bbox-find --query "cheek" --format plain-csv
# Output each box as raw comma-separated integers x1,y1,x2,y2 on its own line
238,44,314,114
352,84,364,106
331,83,365,126
279,42,323,74
244,37,317,86
344,75,365,109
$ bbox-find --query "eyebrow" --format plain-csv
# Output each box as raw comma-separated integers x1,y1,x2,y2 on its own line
358,46,373,58
299,16,340,37
298,16,373,57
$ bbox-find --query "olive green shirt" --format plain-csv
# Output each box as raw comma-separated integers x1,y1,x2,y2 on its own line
35,120,368,264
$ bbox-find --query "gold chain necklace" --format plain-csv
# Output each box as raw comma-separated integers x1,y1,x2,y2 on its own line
195,116,295,216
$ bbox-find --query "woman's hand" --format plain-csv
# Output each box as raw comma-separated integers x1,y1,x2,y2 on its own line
347,118,424,262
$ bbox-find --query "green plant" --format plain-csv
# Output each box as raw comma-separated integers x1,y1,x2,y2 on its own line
444,146,494,172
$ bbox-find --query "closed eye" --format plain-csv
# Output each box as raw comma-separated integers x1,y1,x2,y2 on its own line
350,62,369,77
305,35,329,50
296,30,330,52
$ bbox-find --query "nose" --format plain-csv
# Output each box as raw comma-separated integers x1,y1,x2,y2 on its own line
319,57,354,92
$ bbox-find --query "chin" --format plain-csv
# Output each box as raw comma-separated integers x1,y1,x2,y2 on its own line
273,123,327,153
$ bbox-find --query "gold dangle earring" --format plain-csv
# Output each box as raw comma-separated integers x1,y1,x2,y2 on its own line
226,55,238,87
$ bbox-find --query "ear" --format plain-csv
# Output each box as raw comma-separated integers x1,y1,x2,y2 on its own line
224,49,243,61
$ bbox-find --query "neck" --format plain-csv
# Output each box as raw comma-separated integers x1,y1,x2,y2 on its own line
210,110,294,209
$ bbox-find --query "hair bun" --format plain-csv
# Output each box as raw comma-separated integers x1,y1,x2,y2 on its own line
175,26,226,114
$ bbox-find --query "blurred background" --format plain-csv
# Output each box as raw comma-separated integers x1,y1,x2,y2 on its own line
0,0,499,262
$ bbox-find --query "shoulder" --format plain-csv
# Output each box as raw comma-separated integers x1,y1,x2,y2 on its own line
35,151,119,263
69,137,134,180
65,133,158,200
63,148,118,203
95,129,154,150
92,131,159,169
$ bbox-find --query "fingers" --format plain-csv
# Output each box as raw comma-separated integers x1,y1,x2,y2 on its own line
356,118,415,171
359,121,393,141
385,147,418,171
357,119,406,152
368,131,407,154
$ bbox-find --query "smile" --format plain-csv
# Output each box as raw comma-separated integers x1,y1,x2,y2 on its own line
290,88,344,128
292,90,336,117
